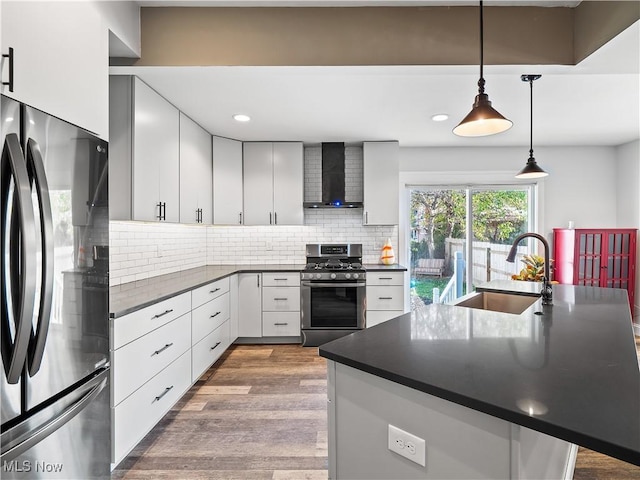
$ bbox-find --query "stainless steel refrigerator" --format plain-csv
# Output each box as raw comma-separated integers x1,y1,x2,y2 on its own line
1,95,110,479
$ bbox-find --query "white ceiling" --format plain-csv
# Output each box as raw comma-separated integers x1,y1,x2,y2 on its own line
111,15,639,148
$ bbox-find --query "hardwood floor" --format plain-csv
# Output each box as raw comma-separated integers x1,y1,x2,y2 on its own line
112,345,328,480
113,340,640,480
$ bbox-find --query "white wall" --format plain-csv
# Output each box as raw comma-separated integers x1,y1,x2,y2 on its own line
400,146,618,235
615,139,640,321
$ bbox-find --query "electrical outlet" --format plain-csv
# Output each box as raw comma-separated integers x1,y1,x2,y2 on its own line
388,424,426,467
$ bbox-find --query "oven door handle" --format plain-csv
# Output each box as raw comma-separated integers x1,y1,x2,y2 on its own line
301,282,365,288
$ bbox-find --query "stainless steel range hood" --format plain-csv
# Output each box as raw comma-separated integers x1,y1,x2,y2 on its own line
303,142,363,209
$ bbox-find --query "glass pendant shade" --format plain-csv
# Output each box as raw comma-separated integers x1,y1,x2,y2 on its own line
516,154,548,179
453,93,513,137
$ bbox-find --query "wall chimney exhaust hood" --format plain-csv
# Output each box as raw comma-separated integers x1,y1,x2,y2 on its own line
303,142,363,209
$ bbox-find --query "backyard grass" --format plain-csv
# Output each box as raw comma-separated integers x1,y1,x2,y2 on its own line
411,275,452,305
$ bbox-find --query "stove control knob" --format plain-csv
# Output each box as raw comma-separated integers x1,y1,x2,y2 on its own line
330,273,337,280
315,273,322,280
353,273,359,279
345,273,351,279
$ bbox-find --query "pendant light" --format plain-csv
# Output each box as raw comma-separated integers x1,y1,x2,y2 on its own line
515,74,548,179
453,0,512,137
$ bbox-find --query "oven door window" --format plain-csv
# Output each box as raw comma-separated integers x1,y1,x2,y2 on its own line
310,286,360,328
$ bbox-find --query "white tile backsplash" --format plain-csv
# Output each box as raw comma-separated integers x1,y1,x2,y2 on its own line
109,209,398,286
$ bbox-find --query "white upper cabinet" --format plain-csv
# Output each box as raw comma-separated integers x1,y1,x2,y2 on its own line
1,1,108,138
212,136,243,225
109,76,180,222
243,142,303,226
273,142,304,225
132,77,180,222
363,141,400,226
180,113,212,224
243,143,274,226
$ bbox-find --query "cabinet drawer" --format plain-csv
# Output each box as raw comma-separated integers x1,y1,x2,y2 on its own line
192,292,230,344
262,312,301,337
366,286,404,310
262,272,300,287
192,321,230,383
112,313,191,406
192,277,230,309
263,286,300,311
367,310,404,328
112,292,191,350
366,272,404,286
112,350,191,465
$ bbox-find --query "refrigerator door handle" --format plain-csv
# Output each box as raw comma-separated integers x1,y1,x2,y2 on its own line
25,138,54,376
0,367,109,463
0,133,37,384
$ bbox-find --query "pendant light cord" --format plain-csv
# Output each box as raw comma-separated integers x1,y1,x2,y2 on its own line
478,0,485,94
529,78,534,157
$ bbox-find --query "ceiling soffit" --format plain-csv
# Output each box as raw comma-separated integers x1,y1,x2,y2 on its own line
130,3,638,67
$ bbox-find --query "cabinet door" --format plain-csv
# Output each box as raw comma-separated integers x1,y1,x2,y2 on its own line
133,78,180,221
180,113,212,224
243,142,274,225
273,142,304,225
212,136,243,225
1,2,108,138
237,273,262,337
363,141,399,225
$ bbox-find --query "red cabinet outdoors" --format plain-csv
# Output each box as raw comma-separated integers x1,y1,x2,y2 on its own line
553,228,637,317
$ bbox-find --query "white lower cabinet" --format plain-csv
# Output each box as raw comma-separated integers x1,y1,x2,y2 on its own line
366,271,405,328
262,273,300,338
192,321,230,382
112,350,191,465
238,273,263,337
112,313,191,406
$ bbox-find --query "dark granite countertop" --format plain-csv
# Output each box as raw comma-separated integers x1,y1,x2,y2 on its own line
319,282,640,466
110,264,305,318
110,263,407,318
362,263,407,271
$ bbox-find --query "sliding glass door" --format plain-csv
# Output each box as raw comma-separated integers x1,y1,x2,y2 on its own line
409,185,534,310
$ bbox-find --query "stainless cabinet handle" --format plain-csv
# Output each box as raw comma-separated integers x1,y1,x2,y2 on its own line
157,202,163,220
273,298,288,301
210,341,222,351
210,311,221,318
379,277,393,280
257,274,260,287
210,287,221,294
274,278,288,281
274,212,277,224
2,47,14,92
274,322,289,326
239,212,243,224
151,343,174,356
378,297,393,300
365,211,369,224
154,385,174,402
269,212,272,224
152,309,174,319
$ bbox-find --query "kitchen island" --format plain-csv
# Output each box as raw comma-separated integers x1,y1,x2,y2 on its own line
319,282,640,479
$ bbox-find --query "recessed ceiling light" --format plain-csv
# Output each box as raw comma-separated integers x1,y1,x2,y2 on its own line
431,114,449,122
233,114,251,122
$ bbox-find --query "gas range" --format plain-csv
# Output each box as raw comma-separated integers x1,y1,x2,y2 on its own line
301,243,366,282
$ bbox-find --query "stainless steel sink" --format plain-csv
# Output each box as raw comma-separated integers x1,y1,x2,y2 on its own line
454,291,539,315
